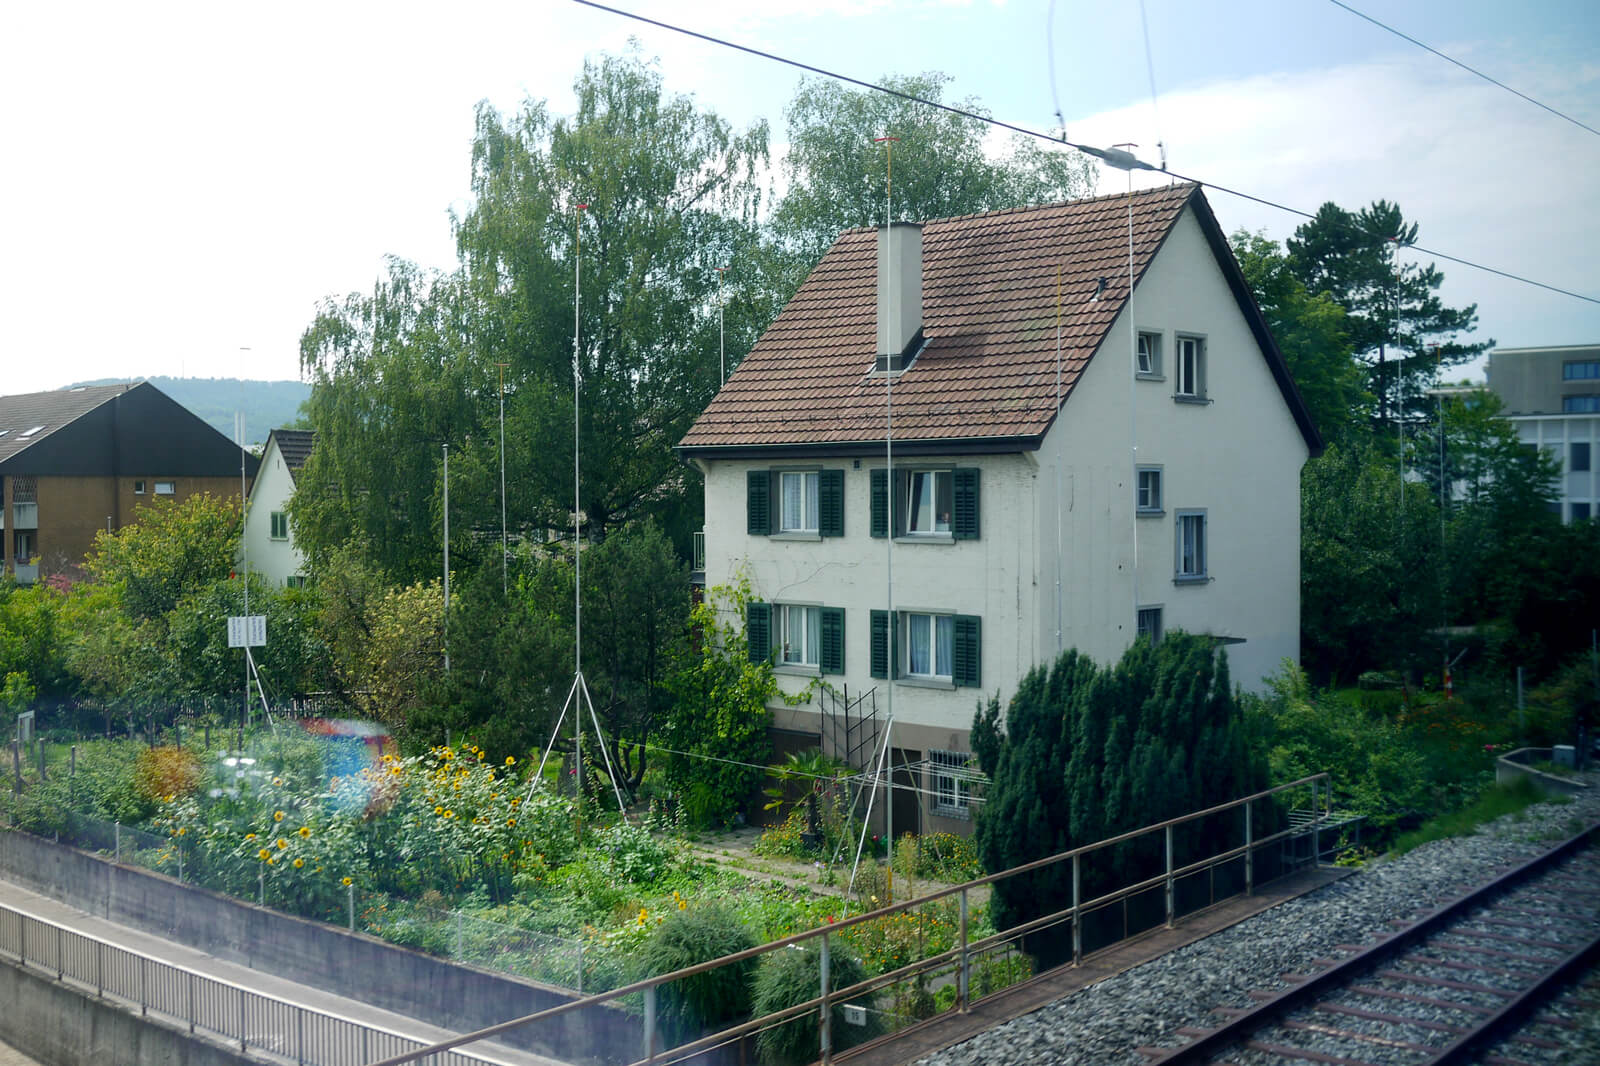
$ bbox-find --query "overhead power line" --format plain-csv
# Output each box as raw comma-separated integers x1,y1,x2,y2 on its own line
568,0,1600,308
1325,0,1600,140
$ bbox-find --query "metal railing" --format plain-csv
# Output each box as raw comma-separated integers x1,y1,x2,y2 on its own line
0,899,523,1066
370,773,1336,1066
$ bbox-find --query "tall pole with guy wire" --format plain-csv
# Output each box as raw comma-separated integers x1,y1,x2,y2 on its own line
497,361,509,595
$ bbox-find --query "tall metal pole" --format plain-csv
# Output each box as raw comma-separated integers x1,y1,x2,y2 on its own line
442,443,450,674
875,135,899,867
1115,147,1139,638
717,266,728,386
573,203,588,806
497,362,509,595
1055,264,1064,656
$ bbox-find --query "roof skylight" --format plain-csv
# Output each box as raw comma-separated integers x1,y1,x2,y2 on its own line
18,425,45,438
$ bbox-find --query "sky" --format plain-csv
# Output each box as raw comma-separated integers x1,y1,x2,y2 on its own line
2,0,1596,403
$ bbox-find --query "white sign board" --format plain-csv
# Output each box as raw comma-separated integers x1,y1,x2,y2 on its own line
227,615,267,648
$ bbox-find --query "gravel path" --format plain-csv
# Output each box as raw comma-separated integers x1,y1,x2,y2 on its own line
920,774,1600,1066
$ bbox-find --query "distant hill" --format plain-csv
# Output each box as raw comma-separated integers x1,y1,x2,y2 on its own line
65,377,311,446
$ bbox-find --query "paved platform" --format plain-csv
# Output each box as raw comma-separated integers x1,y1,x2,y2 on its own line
0,875,567,1066
836,865,1353,1066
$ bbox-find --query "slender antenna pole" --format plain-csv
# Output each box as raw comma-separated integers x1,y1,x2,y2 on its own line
876,135,900,881
573,202,588,806
497,362,509,595
1055,264,1063,656
443,443,450,674
1116,145,1139,637
717,266,728,386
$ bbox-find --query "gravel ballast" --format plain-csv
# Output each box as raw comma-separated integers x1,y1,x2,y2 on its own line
919,774,1600,1066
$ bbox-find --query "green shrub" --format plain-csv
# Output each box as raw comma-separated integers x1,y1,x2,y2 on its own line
637,903,756,1047
1392,778,1563,855
751,939,878,1066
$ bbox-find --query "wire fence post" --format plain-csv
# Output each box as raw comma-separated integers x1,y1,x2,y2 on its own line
258,869,265,906
1312,779,1321,864
115,821,121,864
240,987,247,1051
56,925,63,979
297,1005,305,1066
140,954,148,1015
1071,852,1082,966
96,939,103,997
643,984,657,1063
819,932,832,1066
1164,823,1175,929
577,941,584,995
189,972,196,1033
958,886,970,1013
1244,801,1254,897
347,882,355,932
455,912,463,959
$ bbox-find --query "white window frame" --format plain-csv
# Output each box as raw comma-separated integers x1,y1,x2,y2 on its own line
778,603,821,667
1176,510,1207,582
154,481,176,496
905,469,953,535
1175,334,1206,400
133,480,146,495
930,749,973,818
1137,605,1164,643
903,611,954,679
1137,466,1163,514
1136,331,1162,377
779,470,819,533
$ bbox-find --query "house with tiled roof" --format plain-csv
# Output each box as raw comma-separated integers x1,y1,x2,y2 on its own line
241,428,316,587
0,381,257,584
679,183,1320,831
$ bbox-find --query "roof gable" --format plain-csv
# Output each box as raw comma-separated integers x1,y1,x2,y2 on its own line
268,429,316,481
0,383,131,466
681,184,1320,457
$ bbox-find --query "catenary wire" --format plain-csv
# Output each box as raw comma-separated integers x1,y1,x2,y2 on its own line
1325,0,1600,139
567,0,1600,307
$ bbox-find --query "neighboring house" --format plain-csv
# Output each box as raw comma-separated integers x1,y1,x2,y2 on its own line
1485,343,1600,521
0,382,258,584
241,428,315,587
679,184,1320,832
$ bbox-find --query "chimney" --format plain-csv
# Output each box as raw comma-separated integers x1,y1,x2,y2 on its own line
876,223,923,371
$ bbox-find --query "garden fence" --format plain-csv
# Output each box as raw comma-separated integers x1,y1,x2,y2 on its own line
366,773,1336,1066
26,807,587,993
0,897,525,1066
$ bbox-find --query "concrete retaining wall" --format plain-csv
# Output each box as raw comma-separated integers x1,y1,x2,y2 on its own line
0,956,255,1066
1496,747,1592,798
0,830,647,1065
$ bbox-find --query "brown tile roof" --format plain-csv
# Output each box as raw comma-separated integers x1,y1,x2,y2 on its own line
0,383,133,465
270,429,316,478
681,183,1319,455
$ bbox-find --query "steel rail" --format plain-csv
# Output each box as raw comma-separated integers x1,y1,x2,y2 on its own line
1145,820,1600,1064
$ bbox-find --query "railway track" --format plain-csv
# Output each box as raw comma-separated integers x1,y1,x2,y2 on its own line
1138,824,1600,1066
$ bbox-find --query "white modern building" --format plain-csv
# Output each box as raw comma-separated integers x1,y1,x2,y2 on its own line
240,428,314,587
1486,343,1600,522
678,184,1320,830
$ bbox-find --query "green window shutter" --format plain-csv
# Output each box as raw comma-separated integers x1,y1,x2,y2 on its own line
953,468,981,540
952,614,981,687
747,470,770,536
746,602,772,664
819,469,845,537
870,609,888,678
870,468,887,538
819,606,845,674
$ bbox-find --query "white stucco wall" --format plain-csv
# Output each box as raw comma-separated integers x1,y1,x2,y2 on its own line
696,203,1310,746
240,437,306,587
1034,206,1309,690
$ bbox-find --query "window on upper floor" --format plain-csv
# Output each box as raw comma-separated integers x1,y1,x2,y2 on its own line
1564,396,1600,413
133,480,146,495
871,467,979,540
930,749,974,818
1137,606,1164,643
1137,467,1163,514
1572,502,1592,521
1572,443,1591,473
1137,331,1162,377
1564,362,1600,380
747,469,843,537
154,481,176,495
746,601,844,674
270,511,289,540
1176,510,1207,582
1175,335,1206,400
870,609,981,687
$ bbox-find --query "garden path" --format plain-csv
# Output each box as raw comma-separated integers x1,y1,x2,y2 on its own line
681,826,991,909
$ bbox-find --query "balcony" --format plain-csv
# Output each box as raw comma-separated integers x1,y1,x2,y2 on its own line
12,562,37,585
10,502,38,530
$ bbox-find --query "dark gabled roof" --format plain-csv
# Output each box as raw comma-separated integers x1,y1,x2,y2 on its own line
0,383,133,465
270,429,316,479
680,183,1321,457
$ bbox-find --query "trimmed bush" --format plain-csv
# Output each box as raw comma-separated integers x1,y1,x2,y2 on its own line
751,939,878,1066
638,903,756,1047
